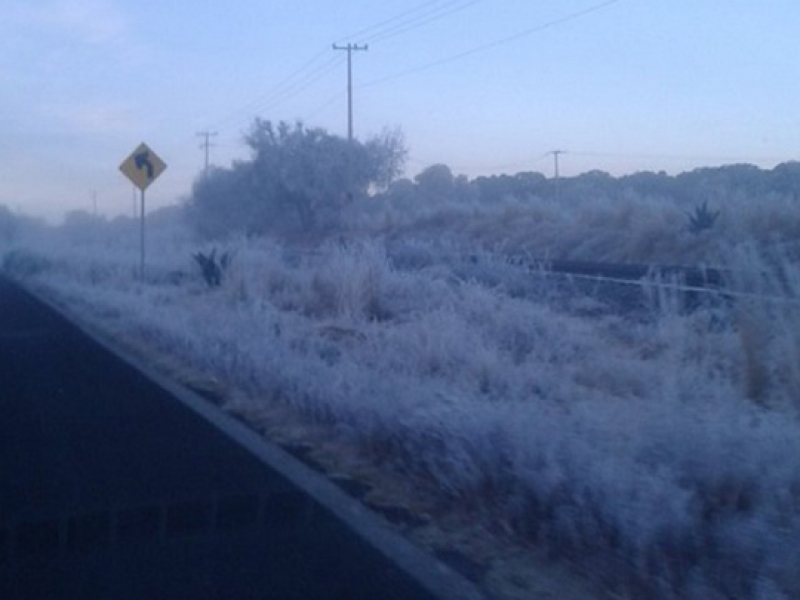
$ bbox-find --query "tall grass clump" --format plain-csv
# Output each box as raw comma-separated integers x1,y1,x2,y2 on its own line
723,245,800,413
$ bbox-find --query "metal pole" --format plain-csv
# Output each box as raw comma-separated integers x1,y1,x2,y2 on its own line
346,50,353,141
140,189,146,281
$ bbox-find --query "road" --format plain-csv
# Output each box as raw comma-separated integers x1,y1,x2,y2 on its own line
0,278,474,600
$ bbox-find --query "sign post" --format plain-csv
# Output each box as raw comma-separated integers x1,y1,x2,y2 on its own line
119,143,167,281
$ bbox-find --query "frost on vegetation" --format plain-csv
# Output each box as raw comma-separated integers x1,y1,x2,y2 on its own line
10,225,800,600
3,248,53,277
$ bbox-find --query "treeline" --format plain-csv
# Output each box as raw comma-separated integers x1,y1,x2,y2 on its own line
406,161,800,206
7,119,799,245
184,119,800,240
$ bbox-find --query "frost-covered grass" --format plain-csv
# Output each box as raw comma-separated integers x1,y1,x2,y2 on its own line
5,222,800,600
343,189,800,267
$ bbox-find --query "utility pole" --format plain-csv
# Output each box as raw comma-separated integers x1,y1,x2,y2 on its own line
332,43,368,141
548,150,566,200
197,131,218,176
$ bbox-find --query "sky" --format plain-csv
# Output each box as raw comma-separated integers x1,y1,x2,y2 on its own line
1,0,799,222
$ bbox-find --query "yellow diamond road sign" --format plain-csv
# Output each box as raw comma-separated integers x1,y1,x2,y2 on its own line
120,143,167,191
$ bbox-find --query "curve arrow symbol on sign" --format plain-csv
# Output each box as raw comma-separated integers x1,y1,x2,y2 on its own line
135,151,154,179
120,143,166,191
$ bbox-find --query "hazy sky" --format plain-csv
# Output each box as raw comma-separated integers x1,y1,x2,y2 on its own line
2,0,799,221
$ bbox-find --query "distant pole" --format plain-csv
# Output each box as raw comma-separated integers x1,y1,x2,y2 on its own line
332,43,368,141
197,131,218,176
549,150,565,200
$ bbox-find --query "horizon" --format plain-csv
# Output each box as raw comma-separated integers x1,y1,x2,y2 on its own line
12,158,792,228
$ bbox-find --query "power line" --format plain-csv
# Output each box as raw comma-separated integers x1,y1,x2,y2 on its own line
203,46,335,130
568,150,794,164
337,0,450,41
202,1,487,132
362,0,486,45
306,90,347,120
246,54,345,118
337,0,476,45
207,54,345,136
194,0,624,169
360,0,623,89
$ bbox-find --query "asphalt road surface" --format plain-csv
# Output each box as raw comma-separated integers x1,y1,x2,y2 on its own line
0,278,464,600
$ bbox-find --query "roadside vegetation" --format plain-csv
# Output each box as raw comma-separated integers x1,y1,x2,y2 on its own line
2,122,799,600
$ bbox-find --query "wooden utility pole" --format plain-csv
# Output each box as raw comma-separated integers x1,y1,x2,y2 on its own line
197,131,218,176
332,43,368,141
549,150,566,200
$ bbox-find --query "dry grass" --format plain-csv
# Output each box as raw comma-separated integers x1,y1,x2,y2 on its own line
5,198,800,600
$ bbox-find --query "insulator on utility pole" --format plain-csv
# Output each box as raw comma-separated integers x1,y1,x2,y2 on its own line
332,43,368,142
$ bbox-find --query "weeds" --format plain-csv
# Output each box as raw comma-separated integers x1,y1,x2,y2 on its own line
11,216,800,600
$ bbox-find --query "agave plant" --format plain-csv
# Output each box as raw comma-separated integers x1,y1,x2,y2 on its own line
192,247,233,288
686,200,720,234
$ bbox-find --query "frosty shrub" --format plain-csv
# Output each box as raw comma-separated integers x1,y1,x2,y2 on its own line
187,120,406,240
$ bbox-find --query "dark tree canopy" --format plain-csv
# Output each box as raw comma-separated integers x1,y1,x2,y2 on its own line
187,120,406,239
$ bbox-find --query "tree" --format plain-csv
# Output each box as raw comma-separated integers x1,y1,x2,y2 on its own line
187,163,261,239
187,120,406,239
384,178,418,210
474,171,546,203
771,161,800,201
414,164,455,202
